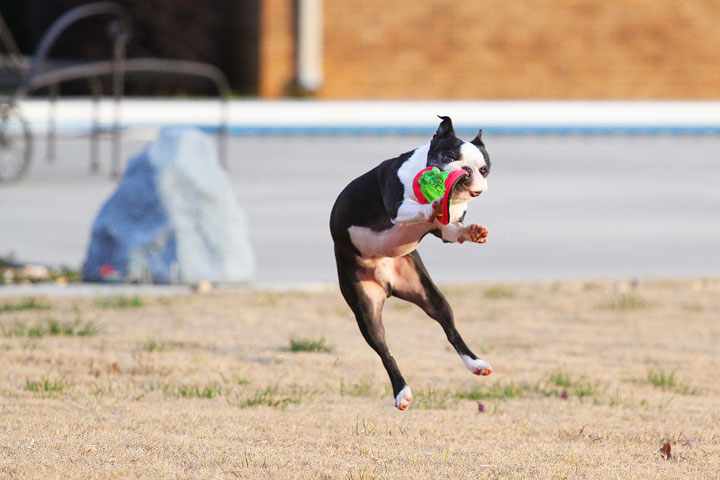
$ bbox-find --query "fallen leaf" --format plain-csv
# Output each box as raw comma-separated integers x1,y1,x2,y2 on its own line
659,442,672,460
477,402,486,413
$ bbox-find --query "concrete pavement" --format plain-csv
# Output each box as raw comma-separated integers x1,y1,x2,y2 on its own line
1,132,719,287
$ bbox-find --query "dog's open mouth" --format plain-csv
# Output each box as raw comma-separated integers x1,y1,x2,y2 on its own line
456,178,482,198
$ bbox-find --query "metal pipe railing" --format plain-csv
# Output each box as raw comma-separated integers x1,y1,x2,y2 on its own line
15,2,230,177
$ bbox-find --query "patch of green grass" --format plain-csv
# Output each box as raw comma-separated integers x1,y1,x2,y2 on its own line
219,371,250,385
289,336,333,353
455,369,600,403
237,386,303,408
91,381,119,398
353,418,377,436
93,295,144,309
346,466,376,480
26,324,46,337
25,375,70,398
163,382,222,399
605,293,649,311
340,376,374,397
177,384,220,399
414,385,452,410
47,318,99,336
546,368,573,388
483,286,517,299
645,366,693,394
0,298,51,313
1,318,98,337
143,337,171,352
75,321,100,336
455,381,528,401
543,368,598,399
572,381,599,399
46,318,64,335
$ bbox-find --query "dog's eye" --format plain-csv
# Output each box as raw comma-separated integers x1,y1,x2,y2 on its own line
442,154,457,163
479,166,489,177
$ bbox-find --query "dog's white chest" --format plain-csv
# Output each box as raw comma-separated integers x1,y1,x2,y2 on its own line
348,223,433,258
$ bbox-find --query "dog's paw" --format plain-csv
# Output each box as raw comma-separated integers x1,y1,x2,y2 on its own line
394,385,413,411
428,198,443,222
462,355,493,376
461,224,489,244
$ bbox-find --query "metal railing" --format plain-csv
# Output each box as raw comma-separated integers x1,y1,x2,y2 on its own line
0,1,230,182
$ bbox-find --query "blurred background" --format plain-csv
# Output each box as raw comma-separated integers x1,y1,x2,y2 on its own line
0,0,719,287
3,0,720,99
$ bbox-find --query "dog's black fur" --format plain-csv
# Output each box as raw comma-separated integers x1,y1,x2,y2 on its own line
329,116,493,410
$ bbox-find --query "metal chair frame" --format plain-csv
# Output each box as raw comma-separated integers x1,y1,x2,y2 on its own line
0,1,229,182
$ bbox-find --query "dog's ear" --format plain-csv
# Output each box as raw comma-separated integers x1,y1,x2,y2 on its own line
433,115,455,140
471,129,485,148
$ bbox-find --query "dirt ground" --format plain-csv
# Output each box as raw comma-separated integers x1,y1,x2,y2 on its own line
1,279,719,479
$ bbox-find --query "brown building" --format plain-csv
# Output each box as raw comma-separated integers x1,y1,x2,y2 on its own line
258,0,720,99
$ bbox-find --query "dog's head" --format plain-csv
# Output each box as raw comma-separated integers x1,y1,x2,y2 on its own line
427,116,490,203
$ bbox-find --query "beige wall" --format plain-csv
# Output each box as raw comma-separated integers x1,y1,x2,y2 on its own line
261,0,720,99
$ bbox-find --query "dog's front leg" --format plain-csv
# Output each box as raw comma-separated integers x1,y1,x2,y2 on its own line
393,199,438,224
440,222,489,244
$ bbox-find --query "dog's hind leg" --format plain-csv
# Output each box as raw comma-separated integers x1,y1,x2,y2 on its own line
335,249,413,410
391,251,492,376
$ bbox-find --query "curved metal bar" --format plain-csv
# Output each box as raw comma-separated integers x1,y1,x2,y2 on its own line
29,2,133,76
24,57,231,168
24,57,230,98
4,1,231,180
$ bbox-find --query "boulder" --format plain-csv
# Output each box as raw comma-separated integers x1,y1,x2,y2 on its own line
83,128,254,283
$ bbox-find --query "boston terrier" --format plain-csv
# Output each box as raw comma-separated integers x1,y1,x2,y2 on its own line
329,116,492,410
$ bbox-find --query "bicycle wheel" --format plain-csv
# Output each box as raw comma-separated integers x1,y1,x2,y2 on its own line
0,105,32,182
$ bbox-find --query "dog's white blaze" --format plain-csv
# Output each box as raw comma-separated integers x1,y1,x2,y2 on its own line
394,385,412,410
457,142,488,195
462,355,492,374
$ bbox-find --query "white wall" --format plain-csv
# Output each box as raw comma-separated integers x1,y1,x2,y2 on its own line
19,99,720,135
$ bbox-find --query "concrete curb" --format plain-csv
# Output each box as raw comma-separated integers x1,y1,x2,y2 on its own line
17,99,720,136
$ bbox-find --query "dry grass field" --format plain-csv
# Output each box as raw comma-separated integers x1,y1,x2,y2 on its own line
1,279,719,479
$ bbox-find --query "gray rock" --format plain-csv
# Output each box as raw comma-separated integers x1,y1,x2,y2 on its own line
83,128,254,283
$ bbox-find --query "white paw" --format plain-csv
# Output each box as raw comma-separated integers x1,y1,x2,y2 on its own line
462,355,493,376
394,385,412,411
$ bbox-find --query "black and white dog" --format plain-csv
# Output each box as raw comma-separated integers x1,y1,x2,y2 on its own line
330,116,492,410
